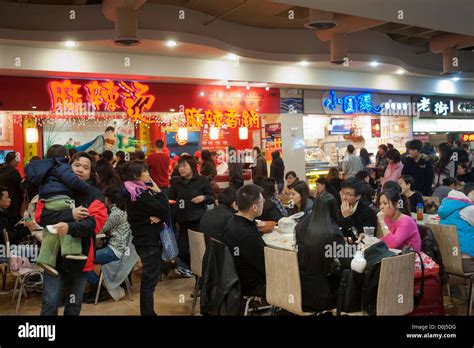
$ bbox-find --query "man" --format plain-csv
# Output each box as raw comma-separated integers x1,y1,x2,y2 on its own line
223,184,266,297
228,146,244,190
457,162,474,184
401,140,434,196
101,150,114,165
453,140,469,165
0,152,23,225
339,177,378,241
0,186,35,245
146,139,171,196
251,147,268,183
200,187,237,242
432,177,458,203
375,144,389,176
342,145,363,178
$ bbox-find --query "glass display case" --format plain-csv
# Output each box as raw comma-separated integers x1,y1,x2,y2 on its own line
304,146,335,191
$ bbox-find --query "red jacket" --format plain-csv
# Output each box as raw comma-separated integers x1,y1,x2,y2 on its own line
147,152,170,187
35,185,108,272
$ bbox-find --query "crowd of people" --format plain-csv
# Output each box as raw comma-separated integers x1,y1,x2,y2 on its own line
0,136,473,315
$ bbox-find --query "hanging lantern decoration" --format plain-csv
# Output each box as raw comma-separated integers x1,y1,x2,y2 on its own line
209,126,219,140
239,126,248,140
25,128,39,143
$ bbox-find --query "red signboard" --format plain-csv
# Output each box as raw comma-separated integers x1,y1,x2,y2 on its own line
461,133,474,142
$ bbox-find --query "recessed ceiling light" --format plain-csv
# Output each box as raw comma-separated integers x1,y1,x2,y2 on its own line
32,106,37,109
396,69,405,75
165,40,177,48
300,61,309,66
452,77,460,81
227,53,239,61
369,61,379,67
64,41,77,48
200,92,205,97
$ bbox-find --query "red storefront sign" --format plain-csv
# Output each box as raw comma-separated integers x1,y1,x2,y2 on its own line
461,133,474,142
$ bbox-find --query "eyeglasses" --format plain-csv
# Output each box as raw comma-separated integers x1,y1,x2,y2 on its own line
340,190,356,197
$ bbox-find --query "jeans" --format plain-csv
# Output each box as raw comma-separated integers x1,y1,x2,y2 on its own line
135,246,162,316
41,270,87,316
86,246,119,286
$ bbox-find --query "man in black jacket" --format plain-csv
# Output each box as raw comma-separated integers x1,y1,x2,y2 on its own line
200,187,237,243
401,140,434,196
339,177,378,241
0,152,23,225
251,147,268,181
223,184,266,297
0,186,34,245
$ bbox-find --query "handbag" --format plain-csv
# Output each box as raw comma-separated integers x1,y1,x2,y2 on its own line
160,223,179,262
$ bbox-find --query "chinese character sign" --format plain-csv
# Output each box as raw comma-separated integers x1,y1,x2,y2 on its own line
415,96,454,116
461,134,474,142
48,80,156,121
323,90,381,115
185,108,260,129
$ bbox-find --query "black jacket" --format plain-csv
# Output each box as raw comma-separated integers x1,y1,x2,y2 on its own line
126,190,170,248
329,177,343,193
200,238,242,315
200,160,217,179
169,174,215,225
0,208,30,245
457,171,474,184
417,224,447,284
408,191,424,213
401,154,434,196
199,204,235,242
228,162,244,188
0,165,23,222
258,199,284,222
252,154,268,179
26,158,91,199
223,215,266,296
339,200,378,239
270,157,285,185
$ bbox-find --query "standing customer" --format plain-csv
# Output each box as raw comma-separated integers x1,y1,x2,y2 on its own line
35,152,108,316
122,161,170,315
342,145,363,178
252,147,268,182
270,151,285,193
146,140,171,197
401,140,435,196
0,152,23,224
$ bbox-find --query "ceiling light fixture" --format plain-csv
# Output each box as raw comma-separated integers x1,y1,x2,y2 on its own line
165,40,177,48
452,77,460,81
227,53,239,61
369,61,379,67
396,69,405,75
300,61,309,66
200,92,205,97
64,41,78,48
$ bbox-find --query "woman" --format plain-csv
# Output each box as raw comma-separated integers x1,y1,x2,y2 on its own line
315,177,341,206
399,175,424,213
383,149,404,186
96,158,121,191
258,177,287,222
377,189,421,251
435,142,455,188
200,149,217,179
295,192,347,312
122,160,169,316
285,171,299,190
169,155,215,277
270,151,285,193
36,151,108,316
327,167,343,193
287,180,313,217
359,148,371,169
355,170,374,204
83,185,132,303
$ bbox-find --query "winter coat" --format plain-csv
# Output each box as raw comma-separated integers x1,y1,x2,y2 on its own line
26,157,90,199
401,154,434,196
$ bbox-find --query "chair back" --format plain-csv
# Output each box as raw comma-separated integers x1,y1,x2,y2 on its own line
376,252,415,315
427,223,465,276
264,246,304,315
188,229,207,278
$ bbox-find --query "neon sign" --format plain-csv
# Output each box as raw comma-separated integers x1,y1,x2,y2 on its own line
185,108,259,129
323,90,381,115
462,134,474,142
48,80,156,122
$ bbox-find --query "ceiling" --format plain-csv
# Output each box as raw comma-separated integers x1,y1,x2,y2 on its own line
0,0,473,82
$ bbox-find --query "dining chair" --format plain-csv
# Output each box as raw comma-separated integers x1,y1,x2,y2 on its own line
264,246,314,316
188,229,206,315
427,223,473,315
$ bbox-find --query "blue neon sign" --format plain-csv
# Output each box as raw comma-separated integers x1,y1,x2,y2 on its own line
323,90,382,115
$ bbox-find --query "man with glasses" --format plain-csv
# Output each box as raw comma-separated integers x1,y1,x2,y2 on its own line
339,177,378,242
223,184,266,298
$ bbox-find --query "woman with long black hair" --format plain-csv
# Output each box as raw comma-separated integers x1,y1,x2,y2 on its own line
435,142,455,188
122,160,169,315
295,192,347,312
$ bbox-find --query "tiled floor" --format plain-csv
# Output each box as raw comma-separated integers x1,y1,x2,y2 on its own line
0,271,196,316
0,270,470,316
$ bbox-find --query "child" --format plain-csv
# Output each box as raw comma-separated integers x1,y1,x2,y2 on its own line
26,145,92,276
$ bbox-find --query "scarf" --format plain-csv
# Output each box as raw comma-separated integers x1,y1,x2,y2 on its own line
271,195,288,217
124,180,149,202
